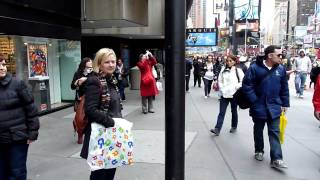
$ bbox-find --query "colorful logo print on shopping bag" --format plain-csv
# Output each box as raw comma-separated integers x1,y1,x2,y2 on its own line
87,120,134,171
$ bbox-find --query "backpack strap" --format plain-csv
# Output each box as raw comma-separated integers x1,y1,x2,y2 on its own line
235,67,240,83
256,67,277,87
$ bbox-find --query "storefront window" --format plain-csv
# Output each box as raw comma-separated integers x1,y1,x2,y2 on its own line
58,40,81,101
0,36,15,75
0,35,81,112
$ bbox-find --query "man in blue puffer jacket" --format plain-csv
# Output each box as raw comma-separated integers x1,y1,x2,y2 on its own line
242,45,290,170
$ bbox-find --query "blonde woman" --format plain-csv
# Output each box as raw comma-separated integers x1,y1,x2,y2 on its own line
80,48,122,180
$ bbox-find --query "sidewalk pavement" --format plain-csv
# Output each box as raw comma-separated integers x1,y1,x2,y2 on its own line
27,78,320,180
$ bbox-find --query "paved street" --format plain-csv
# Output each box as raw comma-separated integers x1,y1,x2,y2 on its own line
27,77,320,180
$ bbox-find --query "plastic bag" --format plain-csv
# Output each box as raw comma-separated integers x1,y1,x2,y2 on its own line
279,111,288,144
156,81,163,91
87,118,134,171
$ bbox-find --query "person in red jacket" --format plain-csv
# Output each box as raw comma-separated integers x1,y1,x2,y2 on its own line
313,74,320,121
137,51,159,114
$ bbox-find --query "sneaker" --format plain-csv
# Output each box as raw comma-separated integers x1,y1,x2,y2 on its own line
270,159,288,169
204,96,208,99
299,95,304,99
296,93,300,98
229,127,237,133
254,152,264,161
210,128,220,136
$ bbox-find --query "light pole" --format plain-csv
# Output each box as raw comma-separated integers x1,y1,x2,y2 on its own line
245,18,248,54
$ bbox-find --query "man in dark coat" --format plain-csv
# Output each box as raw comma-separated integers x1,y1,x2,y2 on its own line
242,45,289,170
185,57,193,92
0,54,40,180
193,56,203,87
281,49,293,80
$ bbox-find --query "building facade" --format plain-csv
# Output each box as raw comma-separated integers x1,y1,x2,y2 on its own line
189,0,205,28
0,0,82,113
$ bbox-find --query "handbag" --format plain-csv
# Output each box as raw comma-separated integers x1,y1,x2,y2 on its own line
87,118,134,171
279,111,287,144
73,95,88,137
212,81,219,91
122,77,129,88
156,81,163,91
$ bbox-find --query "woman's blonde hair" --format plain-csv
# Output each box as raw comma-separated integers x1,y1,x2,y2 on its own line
93,48,117,73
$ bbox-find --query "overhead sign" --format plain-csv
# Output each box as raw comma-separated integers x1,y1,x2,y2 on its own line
186,28,218,46
235,20,259,32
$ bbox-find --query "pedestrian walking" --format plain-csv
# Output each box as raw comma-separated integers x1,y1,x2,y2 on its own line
80,48,123,180
210,55,244,135
185,56,193,92
193,56,203,87
310,58,320,88
137,50,158,114
237,55,248,74
281,49,294,80
312,67,320,121
242,45,290,170
115,58,129,101
293,49,312,98
201,54,215,98
0,54,40,180
71,57,93,144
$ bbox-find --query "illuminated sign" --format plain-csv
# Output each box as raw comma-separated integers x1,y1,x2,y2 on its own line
234,0,259,20
186,28,218,46
235,21,259,32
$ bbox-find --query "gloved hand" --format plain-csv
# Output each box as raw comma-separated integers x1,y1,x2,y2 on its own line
146,50,152,57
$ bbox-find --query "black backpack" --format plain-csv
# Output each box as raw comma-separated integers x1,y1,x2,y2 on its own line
310,66,320,83
234,67,276,109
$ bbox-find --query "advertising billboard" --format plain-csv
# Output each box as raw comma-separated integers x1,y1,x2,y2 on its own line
234,0,259,20
186,28,218,46
27,43,49,80
235,20,259,32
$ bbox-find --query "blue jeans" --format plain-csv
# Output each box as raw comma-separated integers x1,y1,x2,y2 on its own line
214,97,238,130
0,143,29,180
295,72,307,95
253,117,283,161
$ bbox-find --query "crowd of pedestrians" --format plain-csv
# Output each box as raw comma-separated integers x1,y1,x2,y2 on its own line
1,44,320,180
185,45,320,170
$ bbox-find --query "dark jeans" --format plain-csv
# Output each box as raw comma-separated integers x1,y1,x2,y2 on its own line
118,81,126,100
203,78,213,96
253,117,283,161
186,75,190,91
90,168,116,180
0,143,29,180
193,74,201,87
214,97,238,130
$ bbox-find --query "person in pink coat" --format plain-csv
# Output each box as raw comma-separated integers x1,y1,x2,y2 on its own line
137,51,159,114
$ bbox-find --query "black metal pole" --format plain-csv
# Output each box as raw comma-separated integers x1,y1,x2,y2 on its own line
229,0,237,54
286,0,290,42
165,0,185,179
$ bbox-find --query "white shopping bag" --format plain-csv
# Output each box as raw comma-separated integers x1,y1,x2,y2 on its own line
87,118,134,171
156,81,163,91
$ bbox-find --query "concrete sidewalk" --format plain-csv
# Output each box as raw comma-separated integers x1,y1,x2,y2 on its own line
27,80,320,180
